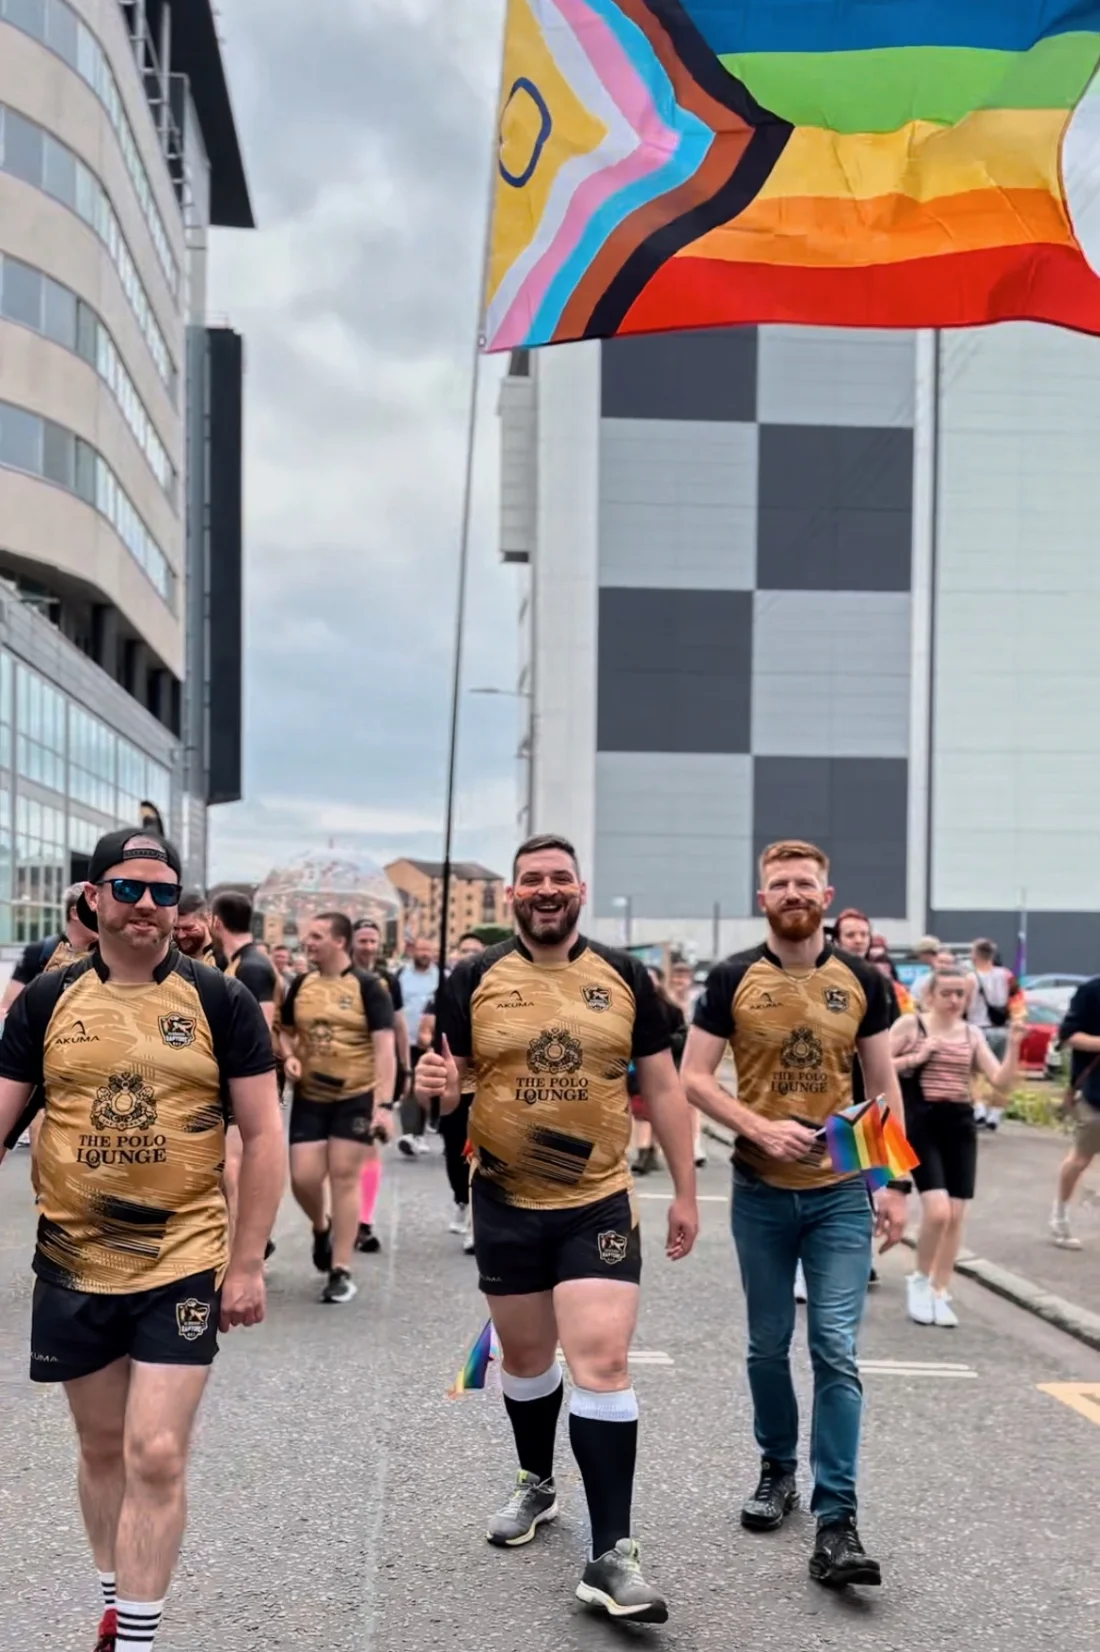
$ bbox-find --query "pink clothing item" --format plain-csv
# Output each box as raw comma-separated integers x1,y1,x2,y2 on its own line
360,1157,383,1225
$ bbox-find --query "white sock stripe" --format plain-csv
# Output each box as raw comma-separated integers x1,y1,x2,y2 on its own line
569,1384,639,1423
500,1361,563,1402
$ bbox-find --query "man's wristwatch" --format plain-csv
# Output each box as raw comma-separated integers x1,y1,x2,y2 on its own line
885,1177,913,1194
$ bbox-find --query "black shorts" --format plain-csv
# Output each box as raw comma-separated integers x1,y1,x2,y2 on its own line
909,1100,978,1200
289,1091,374,1145
30,1268,221,1384
471,1177,641,1296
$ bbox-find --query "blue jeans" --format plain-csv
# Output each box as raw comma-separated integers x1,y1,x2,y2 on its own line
731,1163,873,1523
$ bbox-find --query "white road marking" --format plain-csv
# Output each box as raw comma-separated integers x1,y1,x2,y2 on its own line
555,1346,674,1367
859,1360,977,1379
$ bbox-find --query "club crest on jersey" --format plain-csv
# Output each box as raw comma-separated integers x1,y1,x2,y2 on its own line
824,987,850,1014
780,1027,823,1069
527,1027,583,1075
175,1298,211,1342
598,1231,628,1266
159,1014,196,1050
338,995,354,1011
91,1072,158,1132
582,985,611,1012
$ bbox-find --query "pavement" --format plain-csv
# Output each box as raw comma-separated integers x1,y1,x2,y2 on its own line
3,1142,1100,1651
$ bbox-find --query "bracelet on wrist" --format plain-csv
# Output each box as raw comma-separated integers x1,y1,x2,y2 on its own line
886,1177,913,1194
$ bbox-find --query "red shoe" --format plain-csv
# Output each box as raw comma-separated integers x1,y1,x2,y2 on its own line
93,1608,117,1650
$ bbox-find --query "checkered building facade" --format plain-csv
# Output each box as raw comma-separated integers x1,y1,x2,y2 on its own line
501,321,1100,971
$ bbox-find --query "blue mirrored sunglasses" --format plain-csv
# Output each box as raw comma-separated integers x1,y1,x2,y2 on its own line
97,878,181,908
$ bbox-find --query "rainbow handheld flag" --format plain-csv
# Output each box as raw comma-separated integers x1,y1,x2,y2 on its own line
448,1319,501,1399
823,1099,920,1192
485,1,1100,349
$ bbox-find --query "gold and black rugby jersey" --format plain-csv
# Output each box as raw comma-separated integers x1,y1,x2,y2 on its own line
694,943,892,1190
283,967,394,1103
0,948,275,1293
11,934,90,985
436,936,670,1210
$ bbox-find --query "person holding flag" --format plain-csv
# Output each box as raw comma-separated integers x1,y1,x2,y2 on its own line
682,840,908,1590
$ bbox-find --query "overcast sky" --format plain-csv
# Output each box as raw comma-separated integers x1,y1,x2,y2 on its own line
205,0,518,885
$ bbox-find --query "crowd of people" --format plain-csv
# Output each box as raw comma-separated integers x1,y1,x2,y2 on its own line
0,822,1097,1649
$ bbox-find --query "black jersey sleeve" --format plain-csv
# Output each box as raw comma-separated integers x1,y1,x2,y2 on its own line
281,972,303,1029
627,960,672,1060
847,956,894,1040
386,970,404,1013
357,970,395,1032
12,937,51,986
433,960,478,1059
234,952,277,1006
189,962,276,1079
0,966,75,1147
693,958,745,1041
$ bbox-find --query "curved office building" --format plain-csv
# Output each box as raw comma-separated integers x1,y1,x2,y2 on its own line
0,0,251,940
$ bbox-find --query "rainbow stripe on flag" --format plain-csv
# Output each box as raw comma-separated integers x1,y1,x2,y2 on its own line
823,1100,920,1191
448,1319,500,1398
485,1,1100,349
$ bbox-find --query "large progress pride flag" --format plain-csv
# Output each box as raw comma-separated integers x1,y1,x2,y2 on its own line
483,1,1100,349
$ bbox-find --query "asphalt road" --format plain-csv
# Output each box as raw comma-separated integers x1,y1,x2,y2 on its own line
3,1142,1099,1651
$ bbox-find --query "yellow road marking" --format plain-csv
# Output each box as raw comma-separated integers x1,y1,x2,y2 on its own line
1038,1383,1100,1426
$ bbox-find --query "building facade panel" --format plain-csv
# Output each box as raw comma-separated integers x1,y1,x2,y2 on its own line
600,326,757,422
757,326,916,428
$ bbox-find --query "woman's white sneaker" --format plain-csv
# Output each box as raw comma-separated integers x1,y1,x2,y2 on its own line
794,1260,808,1303
906,1271,935,1325
932,1289,958,1328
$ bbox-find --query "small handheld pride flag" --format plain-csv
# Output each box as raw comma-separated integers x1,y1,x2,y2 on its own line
823,1099,919,1191
448,1319,500,1399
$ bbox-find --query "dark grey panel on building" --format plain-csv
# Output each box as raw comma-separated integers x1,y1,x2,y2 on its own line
757,425,913,590
598,588,752,754
205,326,243,806
601,328,757,423
753,756,908,914
929,911,1100,977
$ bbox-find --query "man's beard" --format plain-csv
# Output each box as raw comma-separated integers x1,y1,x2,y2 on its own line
770,902,824,942
100,910,173,950
513,892,582,947
175,932,208,957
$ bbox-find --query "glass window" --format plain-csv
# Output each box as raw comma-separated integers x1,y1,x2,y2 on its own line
75,297,96,364
4,1,47,39
42,275,76,348
44,0,79,64
74,435,95,503
41,419,74,488
43,133,76,208
1,254,42,329
0,403,41,473
2,108,43,186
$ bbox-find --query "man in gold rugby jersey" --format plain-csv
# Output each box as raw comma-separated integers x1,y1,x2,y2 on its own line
683,839,908,1592
0,829,285,1652
173,890,224,970
417,834,697,1625
282,911,396,1304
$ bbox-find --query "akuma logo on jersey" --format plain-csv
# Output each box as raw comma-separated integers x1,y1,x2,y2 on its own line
55,1019,99,1046
496,988,535,1009
91,1072,158,1132
528,1028,582,1075
159,1014,196,1049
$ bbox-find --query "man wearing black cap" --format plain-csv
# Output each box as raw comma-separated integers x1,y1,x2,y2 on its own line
0,830,286,1652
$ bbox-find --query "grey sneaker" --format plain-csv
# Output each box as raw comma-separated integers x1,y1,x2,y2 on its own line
576,1538,668,1624
486,1470,558,1547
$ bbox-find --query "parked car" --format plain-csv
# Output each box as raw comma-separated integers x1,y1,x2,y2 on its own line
1019,974,1088,1019
1017,996,1062,1072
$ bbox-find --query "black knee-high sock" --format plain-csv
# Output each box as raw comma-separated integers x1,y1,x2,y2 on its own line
501,1364,563,1482
569,1387,638,1557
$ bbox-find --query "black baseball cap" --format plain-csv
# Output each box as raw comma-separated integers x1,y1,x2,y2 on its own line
77,829,184,933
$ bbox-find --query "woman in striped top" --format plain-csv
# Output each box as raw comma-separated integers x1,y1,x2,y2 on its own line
890,966,1022,1328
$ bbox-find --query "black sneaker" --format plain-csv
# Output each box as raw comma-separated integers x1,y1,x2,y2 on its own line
576,1539,668,1624
264,1238,277,1262
868,1266,878,1288
311,1221,333,1274
320,1268,357,1305
809,1517,882,1588
486,1470,558,1546
355,1223,381,1254
740,1459,799,1531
